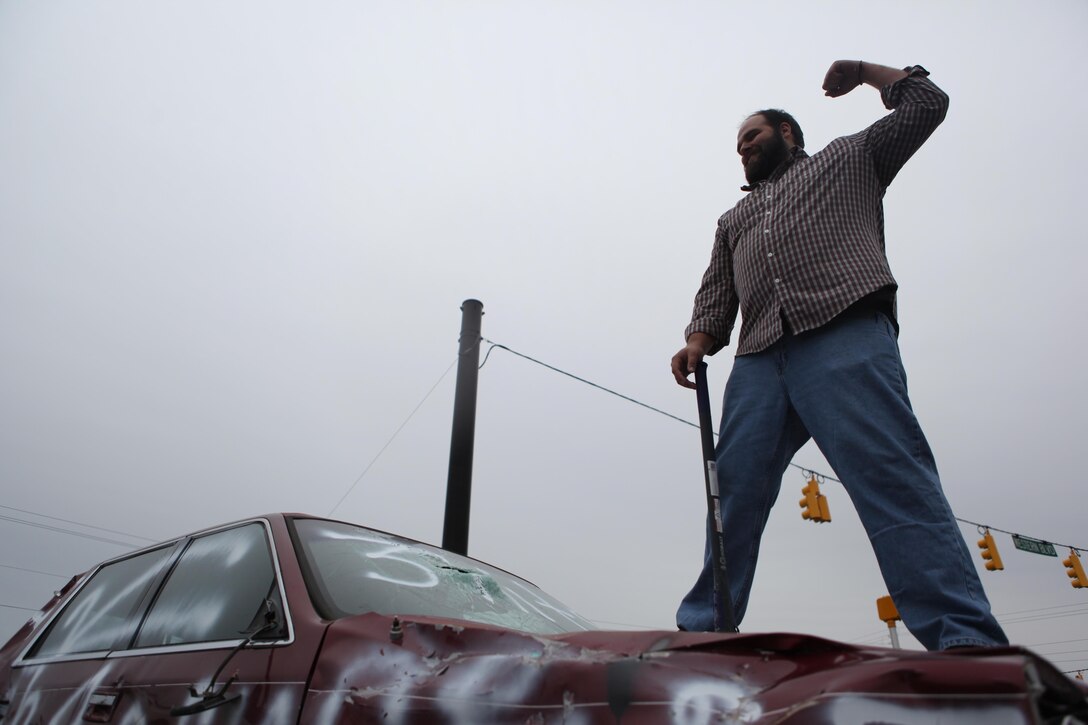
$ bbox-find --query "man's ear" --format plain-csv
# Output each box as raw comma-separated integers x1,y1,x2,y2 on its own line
779,122,794,145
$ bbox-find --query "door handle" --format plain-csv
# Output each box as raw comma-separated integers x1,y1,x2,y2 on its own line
83,689,121,722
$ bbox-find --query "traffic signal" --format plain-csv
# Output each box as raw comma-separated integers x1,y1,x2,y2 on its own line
976,529,1004,571
875,595,902,649
799,476,831,523
1063,549,1087,589
875,595,900,623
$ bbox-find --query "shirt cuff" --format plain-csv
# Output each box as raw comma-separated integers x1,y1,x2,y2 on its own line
684,322,730,355
880,65,931,109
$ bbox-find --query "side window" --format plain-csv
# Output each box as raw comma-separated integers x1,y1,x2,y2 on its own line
29,546,174,658
135,523,279,648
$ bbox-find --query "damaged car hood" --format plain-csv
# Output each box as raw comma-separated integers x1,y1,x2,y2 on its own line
303,614,1088,724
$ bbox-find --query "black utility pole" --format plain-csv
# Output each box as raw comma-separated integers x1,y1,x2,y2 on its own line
442,299,483,555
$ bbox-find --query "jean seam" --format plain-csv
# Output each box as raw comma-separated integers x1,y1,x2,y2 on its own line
879,319,925,467
941,637,991,649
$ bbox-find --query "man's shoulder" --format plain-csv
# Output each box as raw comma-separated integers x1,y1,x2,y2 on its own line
718,193,755,225
716,204,740,235
780,135,869,182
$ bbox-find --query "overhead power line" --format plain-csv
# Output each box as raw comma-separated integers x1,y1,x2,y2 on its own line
1028,636,1088,648
998,602,1087,618
0,603,39,613
480,341,697,429
1000,609,1088,626
0,514,139,550
0,504,155,542
0,563,69,579
328,355,460,516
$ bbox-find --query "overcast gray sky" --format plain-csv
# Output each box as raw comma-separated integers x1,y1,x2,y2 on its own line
2,0,1086,671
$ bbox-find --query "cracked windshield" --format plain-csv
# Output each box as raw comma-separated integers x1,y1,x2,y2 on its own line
293,519,593,634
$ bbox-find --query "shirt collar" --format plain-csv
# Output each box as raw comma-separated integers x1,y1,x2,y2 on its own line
740,146,809,192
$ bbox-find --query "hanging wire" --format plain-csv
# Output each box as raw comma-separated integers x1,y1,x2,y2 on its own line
0,603,39,613
1026,636,1088,648
480,339,698,429
478,338,1086,552
1000,602,1088,619
328,354,462,516
999,609,1088,626
950,519,1084,554
0,514,139,550
0,504,155,543
0,563,69,579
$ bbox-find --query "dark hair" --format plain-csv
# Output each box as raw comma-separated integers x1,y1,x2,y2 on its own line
752,108,804,149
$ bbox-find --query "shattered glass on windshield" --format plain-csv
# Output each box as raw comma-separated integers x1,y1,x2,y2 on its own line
293,519,594,635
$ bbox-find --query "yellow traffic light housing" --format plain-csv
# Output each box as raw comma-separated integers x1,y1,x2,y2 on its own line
799,479,817,519
1063,549,1087,589
875,595,902,649
799,475,831,523
876,595,900,623
976,528,1004,571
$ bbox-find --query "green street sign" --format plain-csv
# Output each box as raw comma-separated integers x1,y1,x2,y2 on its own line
1012,535,1058,557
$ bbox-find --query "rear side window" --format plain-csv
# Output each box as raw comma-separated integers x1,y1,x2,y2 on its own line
135,523,278,647
28,546,174,658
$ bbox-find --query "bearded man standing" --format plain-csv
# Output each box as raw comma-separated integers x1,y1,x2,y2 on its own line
671,60,1008,650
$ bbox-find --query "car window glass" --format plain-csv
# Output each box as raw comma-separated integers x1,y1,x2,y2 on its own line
135,523,278,647
29,546,174,658
294,519,594,634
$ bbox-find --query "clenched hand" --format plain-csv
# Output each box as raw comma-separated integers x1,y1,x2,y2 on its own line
671,332,715,389
822,60,864,98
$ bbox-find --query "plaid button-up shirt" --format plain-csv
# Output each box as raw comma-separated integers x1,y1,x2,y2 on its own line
685,67,949,356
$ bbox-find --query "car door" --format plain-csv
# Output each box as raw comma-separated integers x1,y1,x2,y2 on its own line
5,520,310,723
3,542,178,722
95,520,305,722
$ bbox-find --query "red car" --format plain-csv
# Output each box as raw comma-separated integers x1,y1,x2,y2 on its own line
1,513,1085,723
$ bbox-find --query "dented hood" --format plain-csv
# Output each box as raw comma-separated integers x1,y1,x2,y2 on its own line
303,613,1088,723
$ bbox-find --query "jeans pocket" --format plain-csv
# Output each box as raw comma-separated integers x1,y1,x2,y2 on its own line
876,311,899,342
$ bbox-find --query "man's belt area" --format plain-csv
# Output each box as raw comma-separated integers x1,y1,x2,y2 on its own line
781,286,896,336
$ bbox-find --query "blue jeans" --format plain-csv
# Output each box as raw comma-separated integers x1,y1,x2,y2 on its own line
675,309,1008,650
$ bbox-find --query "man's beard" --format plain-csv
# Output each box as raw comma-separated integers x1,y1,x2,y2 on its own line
744,130,791,184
